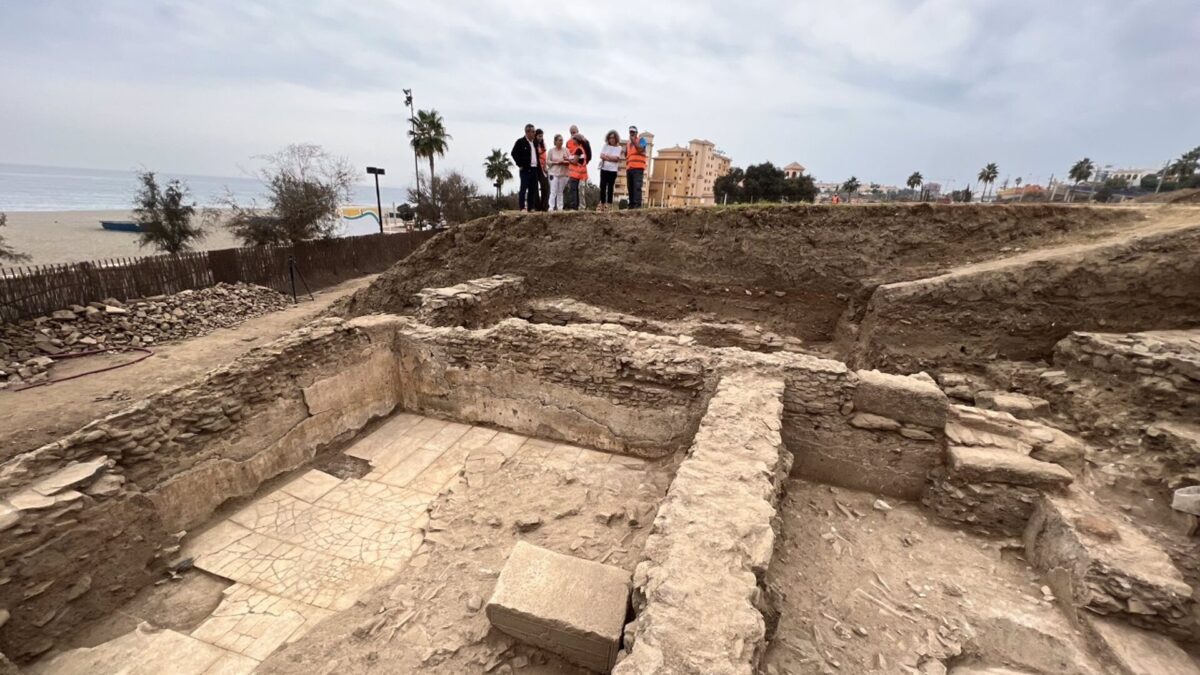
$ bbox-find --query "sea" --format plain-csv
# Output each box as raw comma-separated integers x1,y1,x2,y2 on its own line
0,163,418,265
0,163,410,215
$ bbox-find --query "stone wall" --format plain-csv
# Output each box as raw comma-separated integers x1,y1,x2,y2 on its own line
784,368,949,500
413,274,527,328
353,316,715,457
851,223,1200,373
616,371,789,675
0,320,401,661
523,298,811,355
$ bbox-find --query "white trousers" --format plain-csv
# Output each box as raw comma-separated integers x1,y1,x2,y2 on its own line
548,174,568,211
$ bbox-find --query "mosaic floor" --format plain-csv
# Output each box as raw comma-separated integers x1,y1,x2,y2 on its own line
35,413,596,675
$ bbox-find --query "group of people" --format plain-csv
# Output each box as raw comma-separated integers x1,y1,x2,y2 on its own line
510,123,648,212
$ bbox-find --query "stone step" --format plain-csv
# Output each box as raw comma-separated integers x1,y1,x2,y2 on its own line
948,405,1086,469
1023,489,1197,641
947,445,1074,489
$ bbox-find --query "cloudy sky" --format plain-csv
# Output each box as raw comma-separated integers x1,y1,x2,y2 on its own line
1,0,1197,191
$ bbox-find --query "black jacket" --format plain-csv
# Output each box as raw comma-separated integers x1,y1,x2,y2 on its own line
511,137,540,170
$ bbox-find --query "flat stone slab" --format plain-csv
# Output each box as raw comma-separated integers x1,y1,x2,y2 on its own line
1084,616,1200,675
975,390,1051,419
487,540,631,673
854,369,948,428
948,445,1074,489
191,583,332,661
31,458,108,496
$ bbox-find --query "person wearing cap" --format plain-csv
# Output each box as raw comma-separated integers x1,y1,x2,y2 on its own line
511,123,542,212
625,126,648,208
566,126,591,210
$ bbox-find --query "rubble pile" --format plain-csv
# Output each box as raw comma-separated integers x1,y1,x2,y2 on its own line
0,283,288,388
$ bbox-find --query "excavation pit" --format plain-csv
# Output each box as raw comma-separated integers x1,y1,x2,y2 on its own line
3,204,1199,673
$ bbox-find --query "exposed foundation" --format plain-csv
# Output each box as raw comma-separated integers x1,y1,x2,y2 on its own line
4,204,1199,674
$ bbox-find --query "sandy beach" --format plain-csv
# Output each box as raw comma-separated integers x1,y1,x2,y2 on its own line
1,210,244,268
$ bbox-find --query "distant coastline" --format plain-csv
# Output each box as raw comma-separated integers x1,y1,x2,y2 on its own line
0,162,409,212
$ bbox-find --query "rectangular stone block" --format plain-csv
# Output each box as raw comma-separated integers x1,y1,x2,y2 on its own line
947,445,1073,489
854,369,949,428
486,541,631,673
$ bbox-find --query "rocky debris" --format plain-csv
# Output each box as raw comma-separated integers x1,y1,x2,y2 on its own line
0,283,288,389
1023,489,1197,640
1082,616,1200,675
486,541,631,673
974,390,1051,419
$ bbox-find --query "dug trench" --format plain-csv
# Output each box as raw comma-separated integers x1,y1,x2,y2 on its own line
2,203,1198,674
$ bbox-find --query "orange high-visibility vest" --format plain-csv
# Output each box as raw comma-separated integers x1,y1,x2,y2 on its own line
626,139,647,171
567,138,588,181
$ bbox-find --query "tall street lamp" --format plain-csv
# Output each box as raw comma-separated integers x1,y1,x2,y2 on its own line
366,166,386,234
403,89,421,201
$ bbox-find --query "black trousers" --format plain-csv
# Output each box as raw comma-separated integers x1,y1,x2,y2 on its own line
538,172,551,211
599,169,617,204
518,167,541,211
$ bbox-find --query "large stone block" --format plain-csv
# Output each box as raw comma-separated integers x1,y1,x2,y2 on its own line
1024,490,1196,639
486,541,631,673
854,369,949,428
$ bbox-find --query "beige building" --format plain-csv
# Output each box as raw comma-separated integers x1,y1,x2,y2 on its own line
615,132,655,204
647,139,732,207
783,162,806,179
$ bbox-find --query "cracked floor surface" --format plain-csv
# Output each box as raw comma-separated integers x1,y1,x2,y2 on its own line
34,412,597,675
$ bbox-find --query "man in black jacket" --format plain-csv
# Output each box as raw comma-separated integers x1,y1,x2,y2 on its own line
511,123,541,212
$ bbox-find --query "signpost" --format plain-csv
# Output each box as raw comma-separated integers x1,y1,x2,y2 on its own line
366,166,386,234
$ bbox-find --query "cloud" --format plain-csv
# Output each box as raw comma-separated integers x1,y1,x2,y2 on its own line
0,0,1196,195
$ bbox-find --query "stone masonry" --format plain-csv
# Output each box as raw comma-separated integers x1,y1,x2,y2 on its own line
616,371,789,675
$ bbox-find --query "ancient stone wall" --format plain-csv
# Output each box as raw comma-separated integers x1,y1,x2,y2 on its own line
0,320,401,661
783,368,949,500
353,316,715,457
616,371,789,675
852,223,1200,372
413,274,527,328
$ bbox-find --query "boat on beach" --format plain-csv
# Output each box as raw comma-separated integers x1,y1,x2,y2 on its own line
99,220,142,233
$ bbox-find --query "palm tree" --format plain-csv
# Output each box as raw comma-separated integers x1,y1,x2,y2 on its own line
977,163,999,201
906,171,923,201
483,149,514,199
1068,158,1095,202
408,109,451,208
841,176,860,198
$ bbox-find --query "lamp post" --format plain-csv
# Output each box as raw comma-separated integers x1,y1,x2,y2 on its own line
403,88,420,201
366,166,386,234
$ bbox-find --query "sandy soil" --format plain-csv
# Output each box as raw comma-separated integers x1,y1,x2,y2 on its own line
0,275,376,463
0,210,243,267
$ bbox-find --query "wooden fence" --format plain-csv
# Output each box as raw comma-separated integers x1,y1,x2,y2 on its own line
0,230,437,322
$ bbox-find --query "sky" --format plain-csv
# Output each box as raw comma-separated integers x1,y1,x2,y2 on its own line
1,0,1197,192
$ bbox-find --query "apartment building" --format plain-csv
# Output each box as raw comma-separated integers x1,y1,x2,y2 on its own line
647,139,732,207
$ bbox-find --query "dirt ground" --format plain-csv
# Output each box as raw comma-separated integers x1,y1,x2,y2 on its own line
763,479,1105,675
0,275,376,463
335,204,1149,343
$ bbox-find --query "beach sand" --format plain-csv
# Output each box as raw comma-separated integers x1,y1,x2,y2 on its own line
1,210,243,267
